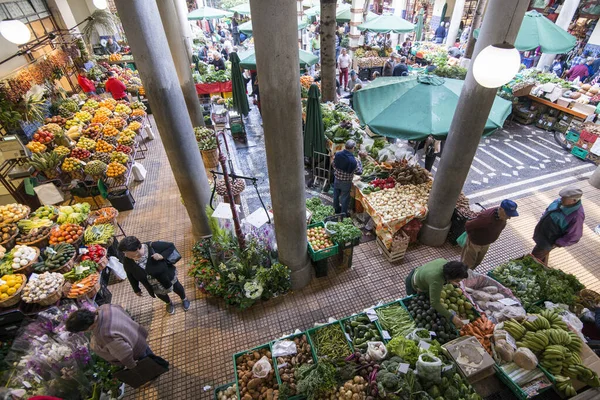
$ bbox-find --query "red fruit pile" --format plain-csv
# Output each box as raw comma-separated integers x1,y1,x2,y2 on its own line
116,144,132,155
81,244,106,263
371,177,396,189
33,130,54,144
71,147,91,160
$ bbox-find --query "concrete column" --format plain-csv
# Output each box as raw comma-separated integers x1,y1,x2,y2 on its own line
320,0,337,102
114,0,212,239
464,0,488,59
46,0,79,32
419,0,530,246
349,0,366,53
156,0,205,128
446,0,466,48
248,0,312,289
174,0,194,62
589,166,600,189
538,0,581,70
298,0,304,48
430,0,447,31
393,0,407,17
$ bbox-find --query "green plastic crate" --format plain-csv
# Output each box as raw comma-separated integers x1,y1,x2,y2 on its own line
571,146,589,160
339,313,385,351
232,344,280,400
401,294,461,337
306,320,353,359
374,299,414,341
214,382,236,400
307,222,339,261
495,364,554,400
565,130,580,143
270,332,316,400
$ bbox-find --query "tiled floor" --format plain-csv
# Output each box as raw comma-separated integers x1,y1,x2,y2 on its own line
112,116,600,400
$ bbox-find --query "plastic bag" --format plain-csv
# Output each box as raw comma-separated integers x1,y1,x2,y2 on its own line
456,232,467,248
377,147,396,163
416,353,442,383
544,301,585,339
271,340,297,357
252,356,272,378
406,328,432,342
107,256,127,280
367,342,387,361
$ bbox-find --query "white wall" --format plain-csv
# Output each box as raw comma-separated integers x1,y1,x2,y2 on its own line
589,21,600,46
67,0,95,26
0,39,29,78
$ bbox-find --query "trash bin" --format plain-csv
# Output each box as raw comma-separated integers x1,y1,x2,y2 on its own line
107,189,135,211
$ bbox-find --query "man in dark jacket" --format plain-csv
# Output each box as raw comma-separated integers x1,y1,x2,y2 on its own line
532,187,585,265
119,236,189,314
434,22,447,44
383,53,399,76
461,199,518,269
392,57,409,76
332,140,363,216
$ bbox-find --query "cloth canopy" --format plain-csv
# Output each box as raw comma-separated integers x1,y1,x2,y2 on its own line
188,6,233,20
358,15,415,34
304,84,326,158
336,4,378,23
238,48,318,69
353,75,512,140
229,3,251,15
229,52,250,117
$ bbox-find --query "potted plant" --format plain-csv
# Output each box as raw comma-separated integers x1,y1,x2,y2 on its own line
194,127,219,169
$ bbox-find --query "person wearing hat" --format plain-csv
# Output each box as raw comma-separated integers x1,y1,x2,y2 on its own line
383,53,399,76
347,70,362,92
461,200,519,269
332,140,364,216
532,187,585,265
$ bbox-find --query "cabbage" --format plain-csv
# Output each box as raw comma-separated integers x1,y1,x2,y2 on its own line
60,206,74,214
57,212,68,224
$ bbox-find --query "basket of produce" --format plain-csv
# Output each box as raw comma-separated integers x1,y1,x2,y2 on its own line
32,243,77,274
306,223,338,261
233,346,280,400
80,244,108,270
84,224,115,246
21,271,64,306
0,224,19,250
0,273,26,308
577,288,600,310
270,334,315,398
375,300,416,339
0,204,30,228
341,313,383,352
15,226,52,248
57,203,91,225
214,383,237,400
49,224,84,247
307,321,353,359
31,205,59,221
402,293,460,344
84,160,108,181
86,207,118,228
9,245,40,276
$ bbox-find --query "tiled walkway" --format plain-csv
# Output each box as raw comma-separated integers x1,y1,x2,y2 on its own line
113,118,600,400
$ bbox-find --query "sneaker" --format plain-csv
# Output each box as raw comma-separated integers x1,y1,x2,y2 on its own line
166,303,175,314
182,299,190,311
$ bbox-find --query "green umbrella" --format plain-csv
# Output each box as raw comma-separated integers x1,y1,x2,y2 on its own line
358,15,415,34
336,4,378,23
304,6,320,17
304,84,326,158
188,6,233,20
238,48,318,69
229,52,250,117
239,19,308,35
353,75,512,140
302,0,319,7
229,3,251,15
514,10,576,53
414,8,424,42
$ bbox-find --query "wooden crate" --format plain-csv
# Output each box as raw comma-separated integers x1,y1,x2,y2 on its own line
376,237,407,263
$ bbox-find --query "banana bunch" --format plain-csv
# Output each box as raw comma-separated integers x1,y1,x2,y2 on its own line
539,344,568,374
522,315,551,331
517,331,549,353
545,328,572,346
566,331,582,353
504,319,526,340
563,364,600,387
554,375,577,397
17,218,53,234
540,309,569,330
28,152,62,172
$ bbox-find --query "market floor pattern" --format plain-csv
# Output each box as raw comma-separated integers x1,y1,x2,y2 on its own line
111,116,600,400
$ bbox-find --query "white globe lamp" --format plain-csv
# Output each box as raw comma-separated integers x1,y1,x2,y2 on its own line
0,19,31,45
93,0,108,10
473,42,521,88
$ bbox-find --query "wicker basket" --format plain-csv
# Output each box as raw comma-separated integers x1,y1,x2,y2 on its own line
202,148,219,170
0,224,19,251
578,289,600,310
12,247,41,276
63,273,101,299
0,206,31,229
37,289,63,307
0,274,27,308
16,227,53,248
49,251,77,274
87,207,119,228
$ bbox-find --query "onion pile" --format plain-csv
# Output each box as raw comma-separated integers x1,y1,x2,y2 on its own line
365,182,432,222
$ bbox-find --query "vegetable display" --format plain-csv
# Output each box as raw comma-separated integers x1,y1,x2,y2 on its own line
8,245,37,270
364,182,431,223
311,324,352,359
57,203,91,225
331,376,368,400
0,224,18,243
235,348,279,400
21,271,64,303
63,260,97,282
16,225,51,244
441,284,476,322
307,226,334,252
49,223,83,245
404,293,459,344
32,243,76,273
0,204,29,226
386,336,420,366
80,244,106,263
375,303,415,338
459,315,495,355
296,360,337,400
343,315,382,352
65,273,99,298
84,224,115,245
306,197,335,224
328,218,362,245
216,384,238,400
31,205,58,220
274,335,313,396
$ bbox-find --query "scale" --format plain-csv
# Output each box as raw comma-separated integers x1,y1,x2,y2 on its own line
0,135,34,179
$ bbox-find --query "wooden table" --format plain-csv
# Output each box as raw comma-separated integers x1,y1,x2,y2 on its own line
526,95,587,119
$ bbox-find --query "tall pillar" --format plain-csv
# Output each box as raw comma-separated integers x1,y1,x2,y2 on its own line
114,0,212,239
419,0,530,246
320,0,337,102
248,0,312,289
298,0,304,48
538,0,581,70
393,0,407,18
156,0,205,128
465,0,488,59
174,0,194,62
430,0,447,32
46,0,79,31
349,0,366,54
446,0,466,48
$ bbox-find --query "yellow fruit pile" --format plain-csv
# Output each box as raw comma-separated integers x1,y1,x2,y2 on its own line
27,142,47,153
92,114,109,124
111,151,129,164
65,118,84,130
62,157,82,172
99,99,116,111
96,139,115,153
95,107,113,117
0,204,29,225
83,123,103,138
139,86,145,96
0,274,24,299
108,53,122,62
130,109,146,118
115,104,132,114
102,125,119,137
84,99,99,109
108,118,126,129
106,162,127,177
77,137,96,151
53,146,71,158
74,111,92,122
127,121,142,131
118,129,136,146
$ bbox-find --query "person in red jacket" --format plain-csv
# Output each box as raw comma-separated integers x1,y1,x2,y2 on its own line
77,68,96,95
104,71,128,100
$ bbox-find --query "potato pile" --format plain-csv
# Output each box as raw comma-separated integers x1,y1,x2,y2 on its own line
389,161,431,185
216,384,238,400
456,193,478,219
22,272,64,303
0,224,17,242
0,204,29,226
236,348,279,400
366,182,432,222
328,376,368,400
275,335,314,396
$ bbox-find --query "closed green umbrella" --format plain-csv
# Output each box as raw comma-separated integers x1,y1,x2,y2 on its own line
353,75,512,140
238,48,318,69
336,4,378,23
229,52,250,117
358,15,415,34
514,10,576,53
304,84,326,158
414,8,424,42
229,3,251,15
239,19,308,35
188,6,233,20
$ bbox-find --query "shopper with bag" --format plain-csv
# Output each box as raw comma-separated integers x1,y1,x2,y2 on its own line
119,236,189,314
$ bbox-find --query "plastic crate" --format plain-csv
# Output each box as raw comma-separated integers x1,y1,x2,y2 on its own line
572,146,589,160
495,365,554,400
306,321,353,359
213,382,235,400
233,345,280,400
565,130,581,143
579,130,598,144
373,299,414,341
270,332,316,399
339,313,385,351
307,222,339,261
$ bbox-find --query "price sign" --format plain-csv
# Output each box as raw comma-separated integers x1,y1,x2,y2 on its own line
397,363,410,374
345,333,352,342
381,330,391,340
366,308,378,321
418,340,431,350
429,331,436,337
461,319,470,326
498,298,519,306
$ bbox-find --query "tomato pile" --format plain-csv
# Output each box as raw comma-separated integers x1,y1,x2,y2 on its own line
33,130,54,144
80,244,106,262
371,177,396,189
49,223,84,245
307,226,334,251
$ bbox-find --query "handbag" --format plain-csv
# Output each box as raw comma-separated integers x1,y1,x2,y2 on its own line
114,357,169,388
149,242,182,265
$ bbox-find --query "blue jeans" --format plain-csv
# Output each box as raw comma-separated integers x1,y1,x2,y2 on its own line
333,180,352,216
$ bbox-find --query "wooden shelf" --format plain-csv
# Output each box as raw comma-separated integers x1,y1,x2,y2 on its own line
526,95,587,119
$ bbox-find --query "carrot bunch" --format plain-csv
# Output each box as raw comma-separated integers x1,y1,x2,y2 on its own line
460,314,495,354
66,273,99,298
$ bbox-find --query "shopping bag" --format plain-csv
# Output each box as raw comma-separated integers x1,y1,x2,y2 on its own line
456,231,468,248
108,256,127,280
114,357,168,388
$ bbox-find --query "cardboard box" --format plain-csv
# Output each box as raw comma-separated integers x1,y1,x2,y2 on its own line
443,336,496,384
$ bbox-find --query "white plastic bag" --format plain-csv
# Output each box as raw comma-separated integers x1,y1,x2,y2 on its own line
252,356,272,378
33,183,64,205
108,256,127,280
416,353,442,383
132,162,147,181
367,342,387,361
407,328,433,342
271,340,297,357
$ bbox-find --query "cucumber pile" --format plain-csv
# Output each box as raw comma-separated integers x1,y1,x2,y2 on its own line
32,243,76,273
343,315,382,352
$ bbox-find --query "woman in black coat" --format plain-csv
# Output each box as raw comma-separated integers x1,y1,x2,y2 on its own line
118,236,189,315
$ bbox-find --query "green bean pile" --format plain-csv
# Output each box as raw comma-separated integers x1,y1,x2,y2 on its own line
376,303,415,338
313,324,351,359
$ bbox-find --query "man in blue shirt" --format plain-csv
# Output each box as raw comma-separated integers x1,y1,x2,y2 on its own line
332,140,363,216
